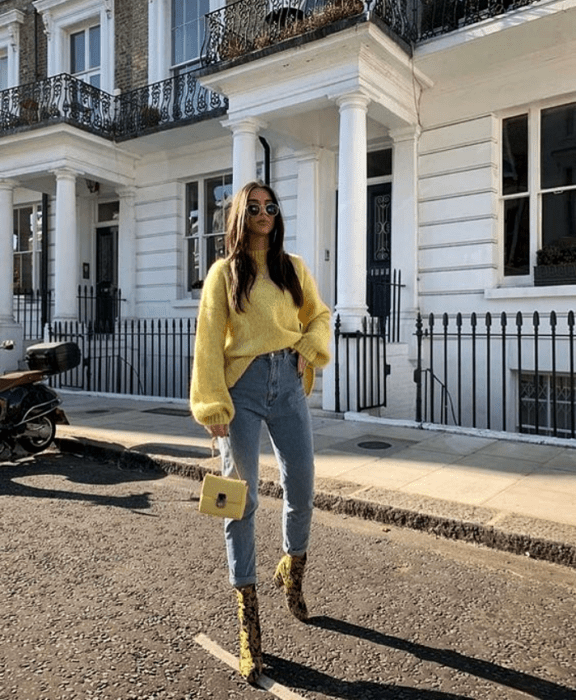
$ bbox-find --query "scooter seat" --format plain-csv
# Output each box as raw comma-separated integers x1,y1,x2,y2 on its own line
0,370,45,391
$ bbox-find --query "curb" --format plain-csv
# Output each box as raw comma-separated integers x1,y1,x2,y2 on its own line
56,436,576,570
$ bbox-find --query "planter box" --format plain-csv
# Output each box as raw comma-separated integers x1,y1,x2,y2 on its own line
534,264,576,286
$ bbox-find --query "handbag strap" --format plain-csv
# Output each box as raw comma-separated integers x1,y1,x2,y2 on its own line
212,436,243,481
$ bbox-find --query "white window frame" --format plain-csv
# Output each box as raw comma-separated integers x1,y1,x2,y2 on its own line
0,9,24,89
69,22,101,87
13,203,43,294
184,172,232,296
148,0,224,84
500,97,576,284
33,0,114,94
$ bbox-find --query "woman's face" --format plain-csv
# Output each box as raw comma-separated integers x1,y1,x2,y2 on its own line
245,187,276,241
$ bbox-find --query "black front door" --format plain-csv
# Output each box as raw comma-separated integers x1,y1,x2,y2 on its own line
366,183,391,319
96,226,118,332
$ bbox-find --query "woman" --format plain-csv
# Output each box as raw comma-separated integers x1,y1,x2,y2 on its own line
190,181,331,683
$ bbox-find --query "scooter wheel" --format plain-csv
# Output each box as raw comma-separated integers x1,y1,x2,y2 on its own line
18,414,56,453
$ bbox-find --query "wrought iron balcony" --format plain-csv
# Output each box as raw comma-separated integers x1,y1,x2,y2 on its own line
0,72,228,142
114,71,228,141
0,73,115,137
415,0,540,41
201,0,542,65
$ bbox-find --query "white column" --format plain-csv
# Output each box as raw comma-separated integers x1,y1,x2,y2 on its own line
117,187,137,319
390,126,420,342
226,117,267,193
0,180,17,322
295,148,320,273
148,0,170,83
101,2,115,94
52,168,78,321
335,91,370,329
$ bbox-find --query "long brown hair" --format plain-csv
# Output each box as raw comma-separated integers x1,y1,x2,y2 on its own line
226,181,303,313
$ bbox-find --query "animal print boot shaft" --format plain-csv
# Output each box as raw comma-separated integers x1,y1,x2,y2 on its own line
235,584,263,683
273,553,309,622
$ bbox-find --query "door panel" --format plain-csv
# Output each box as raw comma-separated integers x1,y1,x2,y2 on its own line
367,183,391,319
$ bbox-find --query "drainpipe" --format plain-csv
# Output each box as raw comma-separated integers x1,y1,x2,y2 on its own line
259,136,270,185
41,193,49,328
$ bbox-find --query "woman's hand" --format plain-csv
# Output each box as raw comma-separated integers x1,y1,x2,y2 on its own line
297,353,307,377
208,424,229,438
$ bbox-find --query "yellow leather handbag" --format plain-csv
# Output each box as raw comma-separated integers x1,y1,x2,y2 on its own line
199,438,247,520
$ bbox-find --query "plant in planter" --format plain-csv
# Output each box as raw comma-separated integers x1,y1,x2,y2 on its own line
140,106,161,127
534,240,576,286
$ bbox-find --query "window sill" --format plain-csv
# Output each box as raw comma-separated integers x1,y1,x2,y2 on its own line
485,284,576,300
173,298,200,309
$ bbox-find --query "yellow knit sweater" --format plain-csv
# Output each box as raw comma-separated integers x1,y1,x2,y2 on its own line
190,249,331,426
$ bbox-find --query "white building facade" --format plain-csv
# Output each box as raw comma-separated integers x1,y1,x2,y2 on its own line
1,0,575,437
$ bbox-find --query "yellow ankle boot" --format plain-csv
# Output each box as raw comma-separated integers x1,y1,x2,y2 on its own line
273,553,308,622
235,584,263,683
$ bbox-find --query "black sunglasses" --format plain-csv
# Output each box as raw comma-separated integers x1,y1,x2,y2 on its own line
246,203,280,217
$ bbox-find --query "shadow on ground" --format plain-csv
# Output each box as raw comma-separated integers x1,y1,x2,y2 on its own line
298,616,576,700
0,450,161,511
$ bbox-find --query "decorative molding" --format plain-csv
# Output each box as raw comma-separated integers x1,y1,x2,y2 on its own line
40,9,53,38
103,0,112,18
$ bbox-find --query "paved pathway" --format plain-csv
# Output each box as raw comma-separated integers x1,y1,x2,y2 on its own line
56,392,576,563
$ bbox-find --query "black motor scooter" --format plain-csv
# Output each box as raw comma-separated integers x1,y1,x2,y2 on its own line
0,340,81,460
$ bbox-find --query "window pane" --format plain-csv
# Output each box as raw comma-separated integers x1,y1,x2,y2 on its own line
90,73,100,88
0,55,7,91
504,197,530,276
542,190,576,248
172,25,184,65
89,25,101,69
186,182,199,237
541,102,576,190
187,237,200,290
206,233,226,271
99,202,120,222
367,149,392,178
184,0,196,23
173,0,184,27
502,114,528,195
206,175,233,235
185,24,198,63
70,31,85,73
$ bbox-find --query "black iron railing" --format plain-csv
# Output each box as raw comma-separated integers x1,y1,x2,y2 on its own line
13,289,52,340
414,0,539,41
114,72,228,140
202,0,367,65
201,0,542,64
0,74,115,137
334,314,390,412
49,318,195,399
77,285,123,333
0,72,228,141
415,310,576,438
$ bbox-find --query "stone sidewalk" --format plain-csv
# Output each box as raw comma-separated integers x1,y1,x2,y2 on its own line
55,392,576,567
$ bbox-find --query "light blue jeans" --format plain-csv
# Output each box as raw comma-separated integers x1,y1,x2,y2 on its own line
219,349,315,588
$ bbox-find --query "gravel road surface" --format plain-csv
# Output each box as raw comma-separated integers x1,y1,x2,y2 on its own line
1,450,575,700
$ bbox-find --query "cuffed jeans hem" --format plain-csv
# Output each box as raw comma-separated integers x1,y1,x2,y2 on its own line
285,548,307,557
230,575,257,589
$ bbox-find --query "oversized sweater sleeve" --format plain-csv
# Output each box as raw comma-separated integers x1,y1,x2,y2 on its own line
293,257,331,368
190,261,234,426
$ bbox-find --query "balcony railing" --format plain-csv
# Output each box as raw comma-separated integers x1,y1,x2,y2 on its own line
201,0,542,65
414,0,540,40
0,72,228,142
202,0,368,65
0,73,115,137
114,71,228,140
